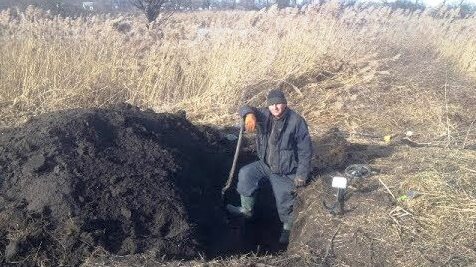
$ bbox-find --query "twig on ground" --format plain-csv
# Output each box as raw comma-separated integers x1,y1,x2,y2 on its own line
444,70,452,148
378,178,395,200
462,118,475,149
389,213,401,226
401,137,432,147
388,206,413,228
322,223,341,264
32,241,42,265
390,206,412,217
281,80,304,97
460,166,476,174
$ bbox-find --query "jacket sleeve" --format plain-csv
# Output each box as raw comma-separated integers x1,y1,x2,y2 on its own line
295,119,313,180
239,106,268,120
239,105,254,118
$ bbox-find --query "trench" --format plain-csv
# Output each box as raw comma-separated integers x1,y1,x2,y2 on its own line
183,137,286,259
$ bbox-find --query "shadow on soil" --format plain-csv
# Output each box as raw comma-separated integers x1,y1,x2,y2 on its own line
206,130,287,258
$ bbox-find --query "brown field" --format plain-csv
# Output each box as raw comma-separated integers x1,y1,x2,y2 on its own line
0,2,476,266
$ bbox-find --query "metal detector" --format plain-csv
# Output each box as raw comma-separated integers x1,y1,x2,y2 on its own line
323,164,372,215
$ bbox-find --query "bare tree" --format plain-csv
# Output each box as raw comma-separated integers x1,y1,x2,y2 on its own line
130,0,170,24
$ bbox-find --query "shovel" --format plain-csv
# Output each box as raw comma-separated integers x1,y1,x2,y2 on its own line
221,122,244,203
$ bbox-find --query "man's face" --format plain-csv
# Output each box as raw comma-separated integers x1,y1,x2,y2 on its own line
268,103,287,118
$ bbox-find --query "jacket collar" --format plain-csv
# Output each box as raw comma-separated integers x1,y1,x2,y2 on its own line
271,107,289,121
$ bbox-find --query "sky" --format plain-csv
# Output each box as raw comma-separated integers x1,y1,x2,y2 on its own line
354,0,476,6
422,0,476,6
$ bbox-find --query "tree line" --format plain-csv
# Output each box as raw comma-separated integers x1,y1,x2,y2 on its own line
0,0,474,23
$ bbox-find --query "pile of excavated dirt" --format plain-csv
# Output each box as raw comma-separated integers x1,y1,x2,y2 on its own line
0,104,233,266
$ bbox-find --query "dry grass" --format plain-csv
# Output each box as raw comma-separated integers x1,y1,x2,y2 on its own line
288,145,476,266
377,148,476,264
1,3,476,266
0,4,475,127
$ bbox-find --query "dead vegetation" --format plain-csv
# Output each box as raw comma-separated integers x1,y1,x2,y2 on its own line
0,2,475,266
288,145,476,266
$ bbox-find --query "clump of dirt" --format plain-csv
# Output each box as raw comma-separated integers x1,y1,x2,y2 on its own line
0,104,232,266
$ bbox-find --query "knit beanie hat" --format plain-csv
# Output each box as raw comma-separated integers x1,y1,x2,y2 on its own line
267,89,287,106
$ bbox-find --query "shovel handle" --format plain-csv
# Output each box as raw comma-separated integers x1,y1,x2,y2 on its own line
222,122,244,195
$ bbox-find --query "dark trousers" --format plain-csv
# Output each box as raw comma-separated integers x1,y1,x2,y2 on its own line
237,160,296,225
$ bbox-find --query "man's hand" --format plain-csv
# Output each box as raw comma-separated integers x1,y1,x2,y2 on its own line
294,177,306,187
244,113,257,133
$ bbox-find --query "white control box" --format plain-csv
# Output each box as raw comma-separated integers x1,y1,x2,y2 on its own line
332,176,348,189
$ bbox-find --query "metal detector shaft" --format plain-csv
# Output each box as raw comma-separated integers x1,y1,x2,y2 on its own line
336,188,345,214
323,187,346,215
222,123,244,197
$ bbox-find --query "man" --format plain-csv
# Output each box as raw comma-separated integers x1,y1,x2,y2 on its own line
226,89,313,244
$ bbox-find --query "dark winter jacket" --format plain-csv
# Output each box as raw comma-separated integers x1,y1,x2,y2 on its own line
239,106,313,180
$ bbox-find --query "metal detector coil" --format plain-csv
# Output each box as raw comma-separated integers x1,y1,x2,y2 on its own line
344,164,371,180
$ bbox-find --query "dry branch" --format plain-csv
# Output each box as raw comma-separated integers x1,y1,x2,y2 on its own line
379,178,396,200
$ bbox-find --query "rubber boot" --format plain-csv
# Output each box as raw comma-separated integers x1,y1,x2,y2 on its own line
279,222,292,244
226,195,255,219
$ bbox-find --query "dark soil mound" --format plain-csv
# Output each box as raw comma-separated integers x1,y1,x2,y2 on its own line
0,104,232,266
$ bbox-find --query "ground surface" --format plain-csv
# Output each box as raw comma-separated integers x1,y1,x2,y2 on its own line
0,105,474,267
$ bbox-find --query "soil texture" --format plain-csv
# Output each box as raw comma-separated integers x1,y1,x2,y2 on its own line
0,104,234,266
